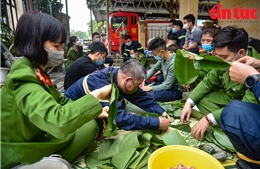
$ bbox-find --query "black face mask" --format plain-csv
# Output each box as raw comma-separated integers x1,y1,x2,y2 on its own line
124,79,138,94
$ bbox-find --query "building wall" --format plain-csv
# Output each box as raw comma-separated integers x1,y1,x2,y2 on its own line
179,0,199,24
219,0,260,39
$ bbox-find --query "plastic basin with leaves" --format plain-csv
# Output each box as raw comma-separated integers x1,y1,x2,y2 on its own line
148,145,224,169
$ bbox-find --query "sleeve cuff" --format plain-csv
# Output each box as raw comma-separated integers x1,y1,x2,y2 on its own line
208,113,217,125
187,98,195,107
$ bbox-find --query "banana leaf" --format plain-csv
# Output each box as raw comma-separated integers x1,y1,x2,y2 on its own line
98,132,140,160
136,151,151,169
158,100,186,118
170,122,191,133
203,126,235,153
111,148,136,169
138,133,153,147
126,151,140,168
104,72,119,137
175,49,200,85
98,139,120,160
129,147,149,169
97,166,114,169
180,49,231,70
193,56,231,70
85,152,110,169
162,130,188,146
118,132,141,151
211,126,235,153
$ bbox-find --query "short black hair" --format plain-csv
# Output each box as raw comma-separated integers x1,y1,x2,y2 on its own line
67,36,77,52
69,36,77,44
169,19,176,24
14,11,67,66
124,35,132,40
147,37,166,51
212,26,248,53
92,32,100,39
183,14,195,25
173,20,183,29
202,26,220,37
89,42,108,56
130,47,138,53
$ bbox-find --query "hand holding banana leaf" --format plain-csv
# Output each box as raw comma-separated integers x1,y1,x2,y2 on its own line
174,49,231,85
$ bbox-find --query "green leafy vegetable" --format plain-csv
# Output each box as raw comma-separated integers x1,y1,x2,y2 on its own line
162,130,188,146
175,49,200,85
85,152,110,169
170,122,191,133
104,72,119,137
98,132,140,160
128,147,149,169
111,148,136,169
194,56,231,70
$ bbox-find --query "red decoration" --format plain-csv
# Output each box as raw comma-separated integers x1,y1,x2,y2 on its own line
35,68,52,86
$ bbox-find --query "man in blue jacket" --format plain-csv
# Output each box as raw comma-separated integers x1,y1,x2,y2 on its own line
121,35,144,62
221,56,260,169
64,59,171,131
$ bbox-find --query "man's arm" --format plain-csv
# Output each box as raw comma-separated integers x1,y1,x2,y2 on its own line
124,88,165,115
146,61,161,80
112,101,160,130
189,69,222,103
185,29,202,50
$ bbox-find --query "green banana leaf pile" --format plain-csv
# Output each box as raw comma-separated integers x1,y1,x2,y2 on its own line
174,49,231,85
85,130,188,169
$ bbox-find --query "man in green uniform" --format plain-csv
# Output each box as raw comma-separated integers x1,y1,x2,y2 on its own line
180,26,260,140
129,47,150,70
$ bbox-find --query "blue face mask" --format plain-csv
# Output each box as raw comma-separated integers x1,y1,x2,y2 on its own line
95,38,100,42
95,59,103,65
202,44,214,52
172,28,177,33
153,52,163,61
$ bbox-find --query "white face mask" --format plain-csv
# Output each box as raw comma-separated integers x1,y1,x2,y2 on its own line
183,23,189,29
130,54,136,59
45,48,64,67
125,41,132,46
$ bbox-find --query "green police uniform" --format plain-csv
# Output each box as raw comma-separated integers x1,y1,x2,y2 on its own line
66,46,79,68
138,52,151,70
1,57,102,168
189,46,260,124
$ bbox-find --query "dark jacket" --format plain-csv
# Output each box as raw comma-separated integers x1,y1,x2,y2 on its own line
64,67,165,130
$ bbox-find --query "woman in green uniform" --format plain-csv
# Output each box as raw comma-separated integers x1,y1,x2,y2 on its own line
0,11,111,168
66,36,79,68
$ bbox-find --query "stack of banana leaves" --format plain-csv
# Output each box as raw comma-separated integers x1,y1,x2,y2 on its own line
83,100,237,169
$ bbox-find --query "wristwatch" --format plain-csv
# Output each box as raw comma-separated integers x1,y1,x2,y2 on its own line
244,74,260,91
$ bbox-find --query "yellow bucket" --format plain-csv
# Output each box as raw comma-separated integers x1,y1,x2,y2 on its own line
148,145,224,169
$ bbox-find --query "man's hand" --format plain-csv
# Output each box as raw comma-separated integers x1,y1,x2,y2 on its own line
162,112,172,122
141,85,152,92
191,117,210,140
180,101,192,123
158,117,171,131
237,56,260,72
91,84,112,100
97,106,109,119
229,61,259,83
